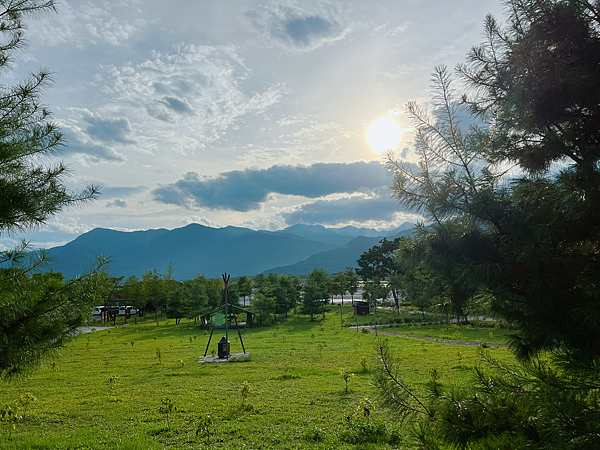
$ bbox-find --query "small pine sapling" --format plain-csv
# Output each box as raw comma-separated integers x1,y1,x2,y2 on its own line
357,397,374,423
360,356,370,373
340,368,355,392
159,397,175,430
105,375,119,401
239,381,252,407
196,413,212,444
1,394,37,441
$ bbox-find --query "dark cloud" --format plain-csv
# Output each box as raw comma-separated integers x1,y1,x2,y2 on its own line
283,190,401,225
106,198,129,208
83,114,136,144
152,161,391,211
161,96,194,114
244,4,349,53
145,96,194,123
63,129,126,162
285,16,333,46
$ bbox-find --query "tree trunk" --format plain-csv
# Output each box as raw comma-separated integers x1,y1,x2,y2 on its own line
391,289,400,314
374,304,378,336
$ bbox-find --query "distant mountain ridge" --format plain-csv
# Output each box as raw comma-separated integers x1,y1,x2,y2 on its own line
264,228,414,275
45,222,414,279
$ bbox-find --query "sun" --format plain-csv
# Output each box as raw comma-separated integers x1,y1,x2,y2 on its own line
367,117,402,153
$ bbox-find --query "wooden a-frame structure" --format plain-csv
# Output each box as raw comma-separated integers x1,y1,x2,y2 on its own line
202,273,249,358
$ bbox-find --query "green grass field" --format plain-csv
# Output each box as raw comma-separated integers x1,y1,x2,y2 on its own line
0,308,516,449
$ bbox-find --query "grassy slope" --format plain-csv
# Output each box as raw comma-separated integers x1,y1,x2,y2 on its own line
0,310,515,449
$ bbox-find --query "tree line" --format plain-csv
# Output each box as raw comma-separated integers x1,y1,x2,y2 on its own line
103,266,365,325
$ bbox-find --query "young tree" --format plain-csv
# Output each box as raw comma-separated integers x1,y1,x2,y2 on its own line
356,238,404,311
121,276,144,323
181,276,210,324
275,274,295,317
141,269,165,319
300,269,329,321
362,279,389,337
236,275,252,307
0,1,109,379
252,293,276,323
291,275,303,313
344,267,360,305
165,281,187,324
332,271,348,305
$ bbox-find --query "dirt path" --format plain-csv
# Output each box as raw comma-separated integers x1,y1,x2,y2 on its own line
356,326,509,348
77,324,130,334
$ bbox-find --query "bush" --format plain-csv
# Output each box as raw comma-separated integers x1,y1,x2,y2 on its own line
340,418,401,445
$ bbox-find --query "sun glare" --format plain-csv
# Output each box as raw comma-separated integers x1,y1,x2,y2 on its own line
367,117,402,153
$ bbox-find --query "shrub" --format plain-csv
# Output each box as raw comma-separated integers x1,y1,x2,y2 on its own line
340,418,396,444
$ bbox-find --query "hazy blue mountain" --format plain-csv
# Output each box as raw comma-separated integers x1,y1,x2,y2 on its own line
276,224,356,246
276,222,415,246
329,221,414,238
44,222,415,279
384,221,415,236
263,228,414,275
47,224,338,280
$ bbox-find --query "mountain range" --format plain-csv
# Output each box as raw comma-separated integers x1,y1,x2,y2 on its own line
45,222,414,280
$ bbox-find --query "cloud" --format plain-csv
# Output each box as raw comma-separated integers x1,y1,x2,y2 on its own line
97,44,287,148
107,199,129,208
161,96,194,115
282,190,401,225
62,129,126,162
152,161,391,211
28,1,144,49
244,2,352,53
62,128,127,163
146,96,194,123
83,114,136,144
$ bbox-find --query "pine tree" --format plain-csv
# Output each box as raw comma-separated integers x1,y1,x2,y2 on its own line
0,1,108,379
300,269,329,321
378,1,600,447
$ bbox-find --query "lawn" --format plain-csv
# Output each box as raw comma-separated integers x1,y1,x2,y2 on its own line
0,309,516,449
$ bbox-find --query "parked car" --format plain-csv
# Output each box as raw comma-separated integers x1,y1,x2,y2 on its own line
117,306,137,316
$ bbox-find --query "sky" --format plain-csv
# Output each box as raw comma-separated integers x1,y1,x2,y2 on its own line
2,0,505,250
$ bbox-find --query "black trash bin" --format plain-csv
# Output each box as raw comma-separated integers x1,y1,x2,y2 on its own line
218,336,230,359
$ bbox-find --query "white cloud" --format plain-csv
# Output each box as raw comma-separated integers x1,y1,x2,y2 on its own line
93,43,288,154
387,22,410,37
28,0,144,49
244,1,353,53
46,217,94,235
